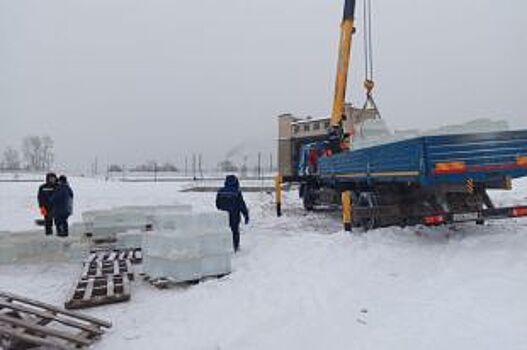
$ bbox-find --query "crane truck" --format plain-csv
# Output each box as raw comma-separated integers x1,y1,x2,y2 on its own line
275,0,527,231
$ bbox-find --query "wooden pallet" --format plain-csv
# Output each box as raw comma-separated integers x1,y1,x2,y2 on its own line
87,248,143,265
65,275,131,310
0,290,111,350
82,258,134,281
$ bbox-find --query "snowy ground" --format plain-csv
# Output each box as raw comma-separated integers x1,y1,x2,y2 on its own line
1,176,527,349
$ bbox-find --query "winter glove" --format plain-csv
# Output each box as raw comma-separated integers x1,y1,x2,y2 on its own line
40,207,48,217
245,216,249,225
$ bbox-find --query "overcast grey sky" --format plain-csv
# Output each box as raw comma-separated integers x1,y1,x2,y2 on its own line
1,0,525,172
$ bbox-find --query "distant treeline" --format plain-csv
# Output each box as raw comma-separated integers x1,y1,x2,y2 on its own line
1,135,55,171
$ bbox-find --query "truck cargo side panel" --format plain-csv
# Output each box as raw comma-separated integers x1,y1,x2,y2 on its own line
318,138,423,183
318,130,527,187
424,130,527,184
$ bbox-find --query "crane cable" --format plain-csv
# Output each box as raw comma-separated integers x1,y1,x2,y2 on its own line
360,0,381,120
363,0,374,91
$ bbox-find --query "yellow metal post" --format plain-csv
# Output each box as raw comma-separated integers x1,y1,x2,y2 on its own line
341,191,352,231
275,174,283,217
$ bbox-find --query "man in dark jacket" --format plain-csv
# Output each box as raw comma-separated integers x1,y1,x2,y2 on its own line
37,173,58,235
216,175,249,252
50,175,74,237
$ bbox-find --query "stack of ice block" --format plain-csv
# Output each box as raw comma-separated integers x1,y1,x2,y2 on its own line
83,205,193,241
119,205,192,216
82,210,149,241
115,230,143,250
143,212,233,282
0,231,89,264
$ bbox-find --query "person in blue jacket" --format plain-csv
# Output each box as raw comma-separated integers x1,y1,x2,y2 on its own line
37,172,58,235
50,175,74,237
216,175,249,252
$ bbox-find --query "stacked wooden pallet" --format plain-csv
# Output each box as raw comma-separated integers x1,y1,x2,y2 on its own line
65,248,142,310
0,291,111,350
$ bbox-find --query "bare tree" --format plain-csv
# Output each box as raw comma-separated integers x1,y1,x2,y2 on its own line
22,136,41,170
108,164,123,172
22,135,55,171
41,136,54,170
1,147,21,170
158,162,178,172
218,159,238,172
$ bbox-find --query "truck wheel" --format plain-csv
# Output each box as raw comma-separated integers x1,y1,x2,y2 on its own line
303,187,315,211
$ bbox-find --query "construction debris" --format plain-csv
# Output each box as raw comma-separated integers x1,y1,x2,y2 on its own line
0,290,111,350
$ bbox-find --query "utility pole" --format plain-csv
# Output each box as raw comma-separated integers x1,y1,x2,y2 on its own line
198,154,204,179
192,154,196,180
185,156,188,177
257,152,262,180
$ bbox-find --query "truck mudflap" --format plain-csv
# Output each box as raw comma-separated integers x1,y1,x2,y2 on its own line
422,206,527,226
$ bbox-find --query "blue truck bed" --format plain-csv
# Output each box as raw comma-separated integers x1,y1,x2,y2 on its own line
318,130,527,186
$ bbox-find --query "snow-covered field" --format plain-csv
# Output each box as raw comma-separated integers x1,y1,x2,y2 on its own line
1,176,527,349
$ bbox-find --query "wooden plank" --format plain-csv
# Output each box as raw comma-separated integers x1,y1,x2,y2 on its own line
135,249,143,262
96,261,103,277
0,325,73,350
122,276,131,297
113,259,119,276
82,279,94,301
118,251,126,260
106,276,114,298
80,275,115,281
0,291,112,328
0,313,91,346
81,261,91,278
0,300,102,335
108,251,117,261
87,253,97,264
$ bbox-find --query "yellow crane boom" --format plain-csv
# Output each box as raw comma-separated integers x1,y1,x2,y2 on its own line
330,0,357,130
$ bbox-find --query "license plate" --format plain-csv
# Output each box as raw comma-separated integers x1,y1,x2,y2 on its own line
453,212,479,222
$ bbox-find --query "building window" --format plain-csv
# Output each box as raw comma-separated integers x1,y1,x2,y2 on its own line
293,126,300,134
313,122,320,130
324,121,330,129
304,124,310,132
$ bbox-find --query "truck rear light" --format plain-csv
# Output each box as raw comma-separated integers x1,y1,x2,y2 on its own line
511,207,527,217
424,215,445,225
434,161,467,174
517,156,527,167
